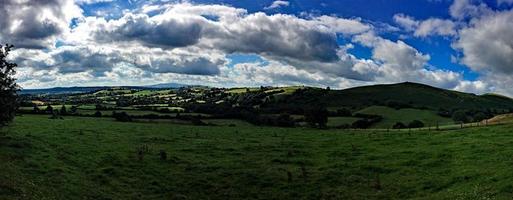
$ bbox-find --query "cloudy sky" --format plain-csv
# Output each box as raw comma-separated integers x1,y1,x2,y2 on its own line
2,0,513,96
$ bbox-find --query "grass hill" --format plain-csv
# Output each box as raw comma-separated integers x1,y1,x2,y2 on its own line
271,82,513,111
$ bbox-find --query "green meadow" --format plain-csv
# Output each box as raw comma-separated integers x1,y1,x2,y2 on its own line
2,115,513,199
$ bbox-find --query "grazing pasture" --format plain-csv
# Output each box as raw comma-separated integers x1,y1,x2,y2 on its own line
355,106,453,128
1,115,512,199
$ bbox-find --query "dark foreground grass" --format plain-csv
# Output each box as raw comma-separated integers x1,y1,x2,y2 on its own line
1,115,513,199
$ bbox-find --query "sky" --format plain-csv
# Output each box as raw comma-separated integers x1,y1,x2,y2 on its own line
2,0,513,96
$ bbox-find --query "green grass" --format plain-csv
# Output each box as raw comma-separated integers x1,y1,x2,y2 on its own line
356,106,454,128
327,117,361,127
2,115,513,199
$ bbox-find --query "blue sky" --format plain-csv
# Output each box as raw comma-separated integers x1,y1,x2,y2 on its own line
3,0,513,96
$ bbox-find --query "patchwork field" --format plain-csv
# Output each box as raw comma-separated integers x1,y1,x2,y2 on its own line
1,115,512,199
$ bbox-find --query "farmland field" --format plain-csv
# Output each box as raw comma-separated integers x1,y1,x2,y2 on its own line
1,115,512,199
356,106,454,128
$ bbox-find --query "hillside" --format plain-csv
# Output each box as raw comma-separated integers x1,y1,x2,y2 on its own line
268,82,513,111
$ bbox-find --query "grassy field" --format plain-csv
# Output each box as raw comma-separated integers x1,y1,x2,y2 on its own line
356,106,454,128
1,115,513,199
327,116,361,127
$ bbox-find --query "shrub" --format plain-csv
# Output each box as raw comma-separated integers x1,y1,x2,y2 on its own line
408,120,424,128
336,108,352,117
112,111,132,122
304,106,328,128
352,119,372,129
392,122,407,129
452,110,469,123
275,113,295,127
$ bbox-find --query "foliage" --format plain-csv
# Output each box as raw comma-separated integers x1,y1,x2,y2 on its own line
0,44,19,126
304,106,328,128
408,120,424,128
392,122,407,129
452,110,470,123
112,111,132,122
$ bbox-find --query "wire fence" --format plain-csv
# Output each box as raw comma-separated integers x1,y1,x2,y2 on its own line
348,119,502,132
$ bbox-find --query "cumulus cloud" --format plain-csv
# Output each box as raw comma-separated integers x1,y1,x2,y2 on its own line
453,10,513,74
2,0,495,96
393,14,456,37
0,0,82,49
264,1,290,10
449,0,492,19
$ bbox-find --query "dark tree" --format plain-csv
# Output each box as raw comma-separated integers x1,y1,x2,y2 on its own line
0,44,19,126
452,110,469,123
60,105,67,115
33,105,40,114
304,106,328,128
45,105,54,114
112,111,132,122
94,111,102,117
70,105,78,114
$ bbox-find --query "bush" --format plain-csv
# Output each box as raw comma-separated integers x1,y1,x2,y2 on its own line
392,122,407,129
336,108,352,117
191,117,207,126
275,114,295,127
304,106,328,128
408,120,424,128
94,111,102,117
112,111,132,122
452,110,469,123
352,119,372,129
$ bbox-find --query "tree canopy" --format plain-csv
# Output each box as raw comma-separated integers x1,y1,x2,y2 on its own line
0,44,19,126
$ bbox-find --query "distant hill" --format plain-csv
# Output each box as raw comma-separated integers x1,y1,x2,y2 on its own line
19,87,111,95
144,83,189,89
20,82,190,95
268,82,513,111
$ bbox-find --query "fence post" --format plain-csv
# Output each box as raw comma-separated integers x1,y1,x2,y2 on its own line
436,121,439,131
460,122,463,129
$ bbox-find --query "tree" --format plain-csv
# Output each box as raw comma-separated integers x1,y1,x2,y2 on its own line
60,105,67,115
0,44,19,126
70,105,78,114
45,105,54,114
304,106,328,128
452,110,469,123
33,105,40,114
94,111,102,117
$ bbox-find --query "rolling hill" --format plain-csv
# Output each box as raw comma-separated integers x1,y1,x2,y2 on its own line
269,82,513,111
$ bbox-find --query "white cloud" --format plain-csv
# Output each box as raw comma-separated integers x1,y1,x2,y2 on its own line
453,9,513,74
393,14,456,37
415,18,456,37
393,14,419,31
264,1,290,10
2,0,497,96
449,0,492,19
0,0,83,49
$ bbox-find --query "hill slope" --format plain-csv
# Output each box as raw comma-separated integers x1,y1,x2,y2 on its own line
269,82,513,111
